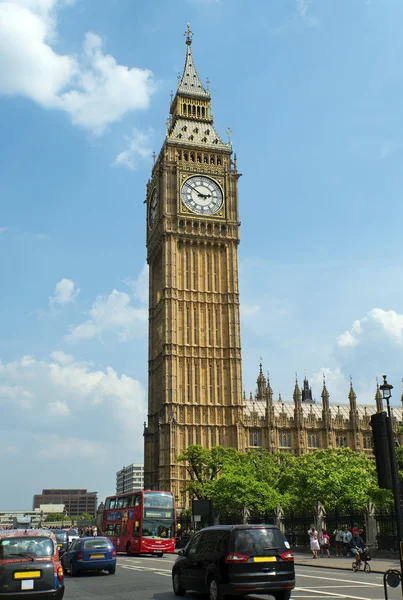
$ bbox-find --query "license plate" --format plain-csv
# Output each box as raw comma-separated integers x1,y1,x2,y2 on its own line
14,571,41,579
57,544,62,547
253,556,276,563
21,580,34,590
90,554,105,559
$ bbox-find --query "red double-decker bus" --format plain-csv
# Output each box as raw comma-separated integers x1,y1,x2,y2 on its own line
102,490,176,556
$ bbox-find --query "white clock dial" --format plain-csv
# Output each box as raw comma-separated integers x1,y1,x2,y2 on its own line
149,188,158,229
181,176,223,215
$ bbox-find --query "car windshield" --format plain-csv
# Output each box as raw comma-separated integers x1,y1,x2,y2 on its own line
83,539,112,550
50,531,67,542
231,528,288,556
143,492,174,509
142,520,174,538
0,536,54,558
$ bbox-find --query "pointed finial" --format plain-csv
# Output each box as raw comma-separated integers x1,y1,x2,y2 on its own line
206,77,210,92
170,90,174,102
184,22,193,45
166,117,171,132
177,72,181,86
323,373,326,385
227,127,232,143
295,372,298,384
152,151,156,164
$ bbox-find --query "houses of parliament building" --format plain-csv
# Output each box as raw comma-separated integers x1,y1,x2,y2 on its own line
143,25,398,502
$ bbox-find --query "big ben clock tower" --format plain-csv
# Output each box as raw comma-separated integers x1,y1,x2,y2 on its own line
144,24,243,501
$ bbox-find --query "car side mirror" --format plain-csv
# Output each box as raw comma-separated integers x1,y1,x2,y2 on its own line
178,549,185,557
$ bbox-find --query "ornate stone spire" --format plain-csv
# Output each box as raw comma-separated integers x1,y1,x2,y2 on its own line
321,374,331,432
178,23,210,98
375,378,383,413
293,374,301,404
348,375,357,410
256,358,266,400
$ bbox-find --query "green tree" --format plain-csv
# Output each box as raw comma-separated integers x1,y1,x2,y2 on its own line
45,513,65,522
279,448,388,512
78,512,93,521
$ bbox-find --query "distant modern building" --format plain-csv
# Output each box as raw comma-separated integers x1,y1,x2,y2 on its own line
33,489,97,516
0,505,65,528
116,464,144,495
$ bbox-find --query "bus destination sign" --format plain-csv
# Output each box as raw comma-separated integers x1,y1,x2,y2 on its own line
144,509,174,519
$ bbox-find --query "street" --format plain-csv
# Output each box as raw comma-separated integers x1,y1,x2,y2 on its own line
63,554,403,600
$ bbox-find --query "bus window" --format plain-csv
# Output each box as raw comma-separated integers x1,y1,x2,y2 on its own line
115,524,121,535
117,498,124,509
133,521,140,538
105,499,111,510
122,497,129,508
106,524,116,536
134,495,141,507
109,498,116,510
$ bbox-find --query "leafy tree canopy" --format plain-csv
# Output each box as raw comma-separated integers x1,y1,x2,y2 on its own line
177,445,392,514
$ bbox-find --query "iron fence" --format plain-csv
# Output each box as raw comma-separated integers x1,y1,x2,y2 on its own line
282,512,314,548
376,509,397,551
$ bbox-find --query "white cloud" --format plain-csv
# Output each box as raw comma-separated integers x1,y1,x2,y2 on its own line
66,289,147,342
296,0,319,27
0,0,156,134
49,278,80,307
379,140,400,160
35,434,106,458
114,128,154,171
46,399,70,416
337,309,403,349
0,352,146,444
241,304,261,317
49,350,74,365
0,227,7,234
124,264,149,304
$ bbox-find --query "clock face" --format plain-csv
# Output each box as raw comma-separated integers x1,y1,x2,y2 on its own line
149,188,158,229
181,176,223,215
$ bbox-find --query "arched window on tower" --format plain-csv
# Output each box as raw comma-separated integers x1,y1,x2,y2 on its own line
249,430,262,447
279,432,291,448
192,105,196,116
207,308,212,345
215,308,220,345
202,107,205,117
214,255,218,291
194,362,198,403
193,307,197,345
206,254,211,290
197,106,200,116
185,248,190,289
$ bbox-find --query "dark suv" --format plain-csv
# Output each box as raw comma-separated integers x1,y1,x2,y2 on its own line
172,524,295,600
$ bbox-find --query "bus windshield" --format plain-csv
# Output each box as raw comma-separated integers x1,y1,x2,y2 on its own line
143,492,174,509
142,520,174,539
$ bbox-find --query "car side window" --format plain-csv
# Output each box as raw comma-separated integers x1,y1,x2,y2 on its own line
197,531,217,556
215,531,229,554
187,533,201,557
70,540,80,552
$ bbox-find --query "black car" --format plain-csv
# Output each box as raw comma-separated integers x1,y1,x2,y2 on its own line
49,531,69,558
172,524,295,600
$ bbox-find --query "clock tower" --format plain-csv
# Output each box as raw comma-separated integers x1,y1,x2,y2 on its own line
144,25,243,502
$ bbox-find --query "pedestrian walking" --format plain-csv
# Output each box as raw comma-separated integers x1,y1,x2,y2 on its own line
320,529,330,557
308,526,320,559
342,527,352,556
333,527,343,556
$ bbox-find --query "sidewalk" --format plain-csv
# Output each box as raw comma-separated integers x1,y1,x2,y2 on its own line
294,553,401,574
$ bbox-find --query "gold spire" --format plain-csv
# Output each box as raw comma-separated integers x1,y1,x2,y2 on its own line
184,22,193,45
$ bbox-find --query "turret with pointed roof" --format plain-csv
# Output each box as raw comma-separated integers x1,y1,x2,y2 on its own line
256,360,266,400
166,24,231,152
301,374,314,403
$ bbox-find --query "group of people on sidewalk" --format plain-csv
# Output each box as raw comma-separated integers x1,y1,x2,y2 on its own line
308,525,365,559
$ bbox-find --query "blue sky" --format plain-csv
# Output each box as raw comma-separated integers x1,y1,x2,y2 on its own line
1,0,403,509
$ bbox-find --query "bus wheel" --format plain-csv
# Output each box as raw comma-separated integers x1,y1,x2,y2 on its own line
126,542,132,556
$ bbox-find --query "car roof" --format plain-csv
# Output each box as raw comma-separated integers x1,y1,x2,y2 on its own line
197,524,278,533
0,529,57,540
80,536,109,540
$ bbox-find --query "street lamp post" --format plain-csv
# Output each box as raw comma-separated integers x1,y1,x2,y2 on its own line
380,375,403,590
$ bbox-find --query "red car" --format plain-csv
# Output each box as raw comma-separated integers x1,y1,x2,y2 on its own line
0,528,64,599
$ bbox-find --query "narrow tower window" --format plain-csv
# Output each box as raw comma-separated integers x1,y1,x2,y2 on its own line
194,362,198,402
193,307,197,344
185,249,190,289
192,252,197,288
207,254,211,290
214,255,218,291
209,362,213,403
187,362,191,402
215,308,220,345
186,306,190,344
207,308,212,345
216,363,220,403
